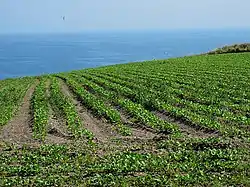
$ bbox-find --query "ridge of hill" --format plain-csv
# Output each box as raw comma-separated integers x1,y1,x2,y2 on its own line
206,43,250,55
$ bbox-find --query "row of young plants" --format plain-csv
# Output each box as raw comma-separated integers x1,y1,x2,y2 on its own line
0,79,19,90
0,137,249,186
57,74,131,136
0,77,35,126
120,68,250,106
79,72,220,128
49,77,93,139
79,71,249,137
103,67,250,111
128,70,250,124
31,78,49,141
129,59,250,84
142,56,250,100
156,69,250,91
148,53,250,79
97,70,250,127
68,73,179,133
94,68,250,124
106,54,250,99
70,72,177,132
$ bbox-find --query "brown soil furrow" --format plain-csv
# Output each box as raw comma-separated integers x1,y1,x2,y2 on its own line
45,79,71,144
154,111,219,138
0,82,38,144
59,79,118,143
59,79,164,145
117,108,160,140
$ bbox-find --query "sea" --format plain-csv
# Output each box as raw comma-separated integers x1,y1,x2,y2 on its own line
0,29,250,80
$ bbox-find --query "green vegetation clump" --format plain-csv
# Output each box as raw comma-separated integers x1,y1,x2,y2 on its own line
207,43,250,55
0,138,249,186
31,78,49,141
0,77,34,126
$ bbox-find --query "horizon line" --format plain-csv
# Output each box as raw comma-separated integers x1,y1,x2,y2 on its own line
1,27,250,35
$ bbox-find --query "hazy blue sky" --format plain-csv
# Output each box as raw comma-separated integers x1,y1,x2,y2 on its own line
0,0,249,33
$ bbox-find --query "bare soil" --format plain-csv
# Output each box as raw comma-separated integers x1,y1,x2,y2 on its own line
59,79,160,144
45,79,72,144
155,111,219,138
117,108,160,140
1,78,216,150
60,79,118,143
0,83,38,145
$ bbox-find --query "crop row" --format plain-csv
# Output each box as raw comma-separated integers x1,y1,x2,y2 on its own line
31,78,49,140
68,73,179,133
91,69,250,121
95,70,249,127
78,72,221,129
124,62,250,86
0,77,35,126
0,137,249,186
100,68,250,111
120,68,250,104
102,56,250,100
77,72,249,137
50,77,93,139
57,75,131,136
130,54,250,79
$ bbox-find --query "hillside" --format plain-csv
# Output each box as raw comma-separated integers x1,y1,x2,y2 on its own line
206,43,250,55
0,52,249,186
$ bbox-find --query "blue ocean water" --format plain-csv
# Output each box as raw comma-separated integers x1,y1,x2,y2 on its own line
0,29,250,80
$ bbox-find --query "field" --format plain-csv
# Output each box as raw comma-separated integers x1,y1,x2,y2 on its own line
0,52,249,186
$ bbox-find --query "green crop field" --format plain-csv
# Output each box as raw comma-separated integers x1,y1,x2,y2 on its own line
0,52,249,186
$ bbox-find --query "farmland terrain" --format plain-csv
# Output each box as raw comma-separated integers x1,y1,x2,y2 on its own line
0,52,249,186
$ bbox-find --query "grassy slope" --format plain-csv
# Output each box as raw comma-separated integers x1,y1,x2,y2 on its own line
0,52,249,186
205,43,250,55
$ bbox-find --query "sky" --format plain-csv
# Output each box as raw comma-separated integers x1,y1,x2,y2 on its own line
0,0,250,33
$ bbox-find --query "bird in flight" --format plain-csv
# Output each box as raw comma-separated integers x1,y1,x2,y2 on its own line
62,16,65,21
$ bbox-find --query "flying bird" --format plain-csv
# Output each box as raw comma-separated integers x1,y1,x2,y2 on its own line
62,16,65,21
